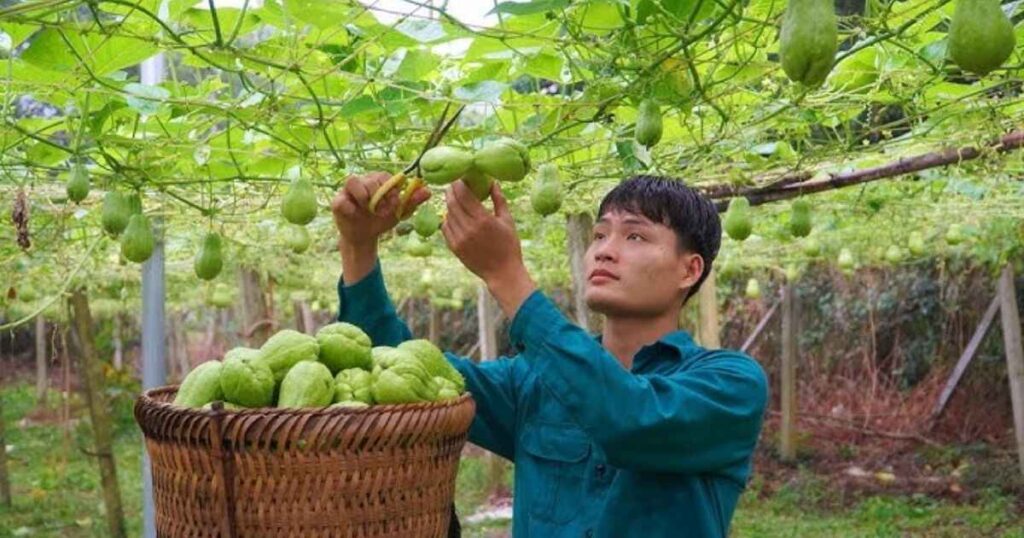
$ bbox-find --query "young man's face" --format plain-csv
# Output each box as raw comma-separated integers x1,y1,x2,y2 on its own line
584,209,704,318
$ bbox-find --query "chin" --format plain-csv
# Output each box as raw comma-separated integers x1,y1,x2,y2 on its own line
585,288,671,318
585,289,632,317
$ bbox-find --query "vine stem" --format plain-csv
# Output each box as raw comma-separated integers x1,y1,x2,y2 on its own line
0,234,105,331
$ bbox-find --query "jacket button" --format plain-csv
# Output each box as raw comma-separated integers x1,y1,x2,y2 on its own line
595,464,606,477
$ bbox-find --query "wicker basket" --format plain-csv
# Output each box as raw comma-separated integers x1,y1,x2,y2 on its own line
135,386,476,538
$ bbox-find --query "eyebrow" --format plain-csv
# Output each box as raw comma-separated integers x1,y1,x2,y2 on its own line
595,216,653,226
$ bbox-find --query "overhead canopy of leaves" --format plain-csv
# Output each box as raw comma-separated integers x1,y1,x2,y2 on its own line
1,0,1023,317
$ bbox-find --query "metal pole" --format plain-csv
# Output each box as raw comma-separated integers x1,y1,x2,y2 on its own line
140,1,167,529
141,218,166,537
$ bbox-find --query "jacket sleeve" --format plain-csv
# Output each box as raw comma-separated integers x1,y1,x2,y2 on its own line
508,290,768,475
337,260,413,346
337,262,519,459
446,354,519,461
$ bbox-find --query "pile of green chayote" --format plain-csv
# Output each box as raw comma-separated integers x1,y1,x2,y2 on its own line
172,324,465,410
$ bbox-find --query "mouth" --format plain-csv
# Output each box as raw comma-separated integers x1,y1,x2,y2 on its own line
588,269,619,281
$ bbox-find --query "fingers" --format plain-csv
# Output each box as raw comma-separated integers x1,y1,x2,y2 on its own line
443,187,467,236
345,172,398,212
490,182,511,221
366,171,392,189
449,180,486,219
344,175,373,211
336,194,358,218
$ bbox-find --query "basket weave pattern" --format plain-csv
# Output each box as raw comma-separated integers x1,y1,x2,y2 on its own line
135,386,475,537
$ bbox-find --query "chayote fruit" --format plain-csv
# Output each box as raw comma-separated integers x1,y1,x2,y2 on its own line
372,357,438,404
101,191,131,237
334,368,374,404
66,163,90,204
405,236,432,258
397,339,464,393
530,163,563,217
634,100,663,147
420,146,474,186
277,360,334,408
220,347,274,407
779,0,838,88
412,204,442,238
120,214,155,263
256,329,320,382
285,224,311,253
434,376,460,401
723,197,752,241
473,138,530,182
316,322,372,374
460,167,493,200
281,178,317,225
789,200,812,238
745,278,761,300
948,0,1015,76
173,360,224,408
194,232,224,281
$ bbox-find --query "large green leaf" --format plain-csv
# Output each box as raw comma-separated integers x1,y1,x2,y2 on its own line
21,28,158,77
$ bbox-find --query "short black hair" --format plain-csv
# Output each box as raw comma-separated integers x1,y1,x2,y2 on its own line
597,175,721,302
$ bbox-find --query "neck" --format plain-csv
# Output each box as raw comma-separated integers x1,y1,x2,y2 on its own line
601,309,681,369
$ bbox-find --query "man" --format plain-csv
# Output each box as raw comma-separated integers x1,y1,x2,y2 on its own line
332,172,768,537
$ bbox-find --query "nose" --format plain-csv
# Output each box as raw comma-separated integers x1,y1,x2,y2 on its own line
590,237,616,263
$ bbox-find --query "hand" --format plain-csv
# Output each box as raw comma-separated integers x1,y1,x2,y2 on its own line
332,172,429,284
442,181,536,318
331,172,429,248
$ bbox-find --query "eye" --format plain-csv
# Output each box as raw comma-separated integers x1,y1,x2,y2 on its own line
627,233,644,241
593,231,606,240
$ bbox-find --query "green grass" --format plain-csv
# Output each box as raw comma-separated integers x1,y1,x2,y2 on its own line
733,481,1024,537
1,381,1021,537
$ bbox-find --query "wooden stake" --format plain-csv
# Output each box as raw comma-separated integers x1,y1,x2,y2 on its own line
567,213,600,333
697,268,720,349
69,288,126,538
780,284,797,462
0,388,11,507
741,296,781,354
35,315,47,405
429,302,440,344
998,265,1024,477
238,267,271,346
929,293,1000,426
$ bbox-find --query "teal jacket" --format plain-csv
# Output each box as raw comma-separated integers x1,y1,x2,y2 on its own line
338,263,768,537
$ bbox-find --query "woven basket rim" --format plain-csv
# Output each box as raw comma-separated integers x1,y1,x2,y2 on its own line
138,385,474,417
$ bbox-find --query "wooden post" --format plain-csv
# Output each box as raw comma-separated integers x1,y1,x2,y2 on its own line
166,312,180,382
35,315,47,405
567,213,600,333
697,268,720,349
239,267,271,346
477,286,497,362
429,302,440,344
69,288,126,538
293,300,306,333
0,390,11,507
741,297,781,354
780,284,798,462
112,314,123,370
301,302,315,335
477,285,508,496
998,265,1024,477
678,298,697,334
175,312,189,378
929,293,1000,426
293,300,315,335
